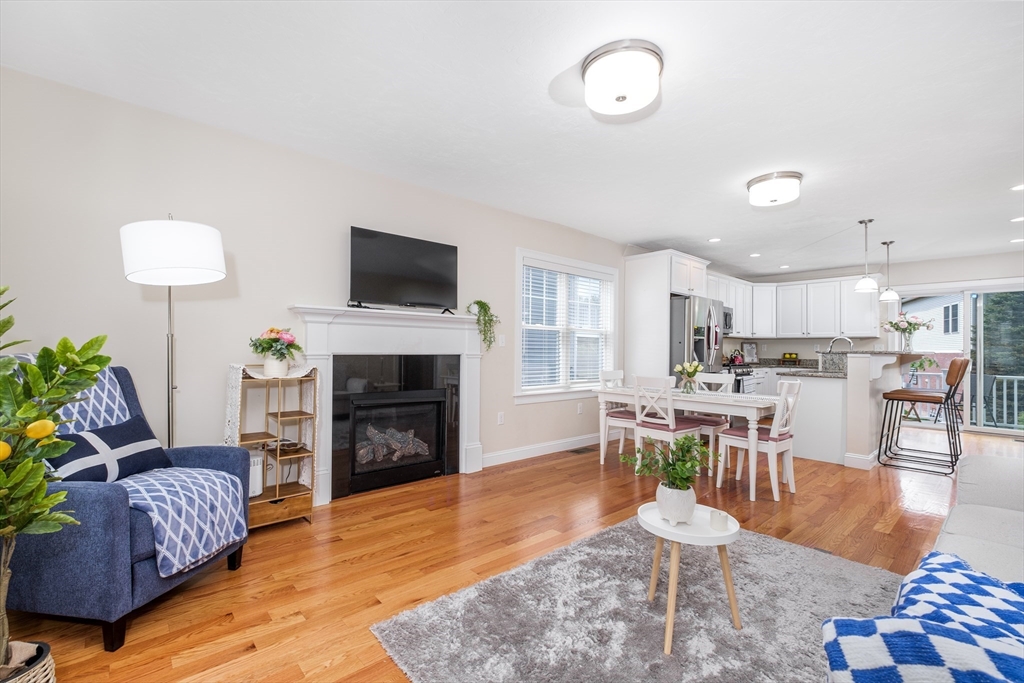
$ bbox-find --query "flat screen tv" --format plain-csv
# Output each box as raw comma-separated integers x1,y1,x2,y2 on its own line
350,227,458,309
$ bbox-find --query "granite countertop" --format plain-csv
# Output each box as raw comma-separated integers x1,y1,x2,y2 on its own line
815,350,916,355
776,370,847,378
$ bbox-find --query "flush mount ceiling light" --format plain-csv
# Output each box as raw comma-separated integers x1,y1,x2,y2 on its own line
854,219,879,293
879,241,900,302
746,171,803,207
582,39,663,116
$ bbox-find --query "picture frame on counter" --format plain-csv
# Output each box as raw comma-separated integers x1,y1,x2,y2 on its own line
742,342,758,363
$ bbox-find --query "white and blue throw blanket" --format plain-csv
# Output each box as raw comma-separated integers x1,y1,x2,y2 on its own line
117,467,248,578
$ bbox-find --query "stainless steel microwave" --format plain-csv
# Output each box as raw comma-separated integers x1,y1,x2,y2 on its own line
721,307,734,336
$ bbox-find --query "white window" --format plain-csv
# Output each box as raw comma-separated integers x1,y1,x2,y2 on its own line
943,303,959,334
515,249,617,404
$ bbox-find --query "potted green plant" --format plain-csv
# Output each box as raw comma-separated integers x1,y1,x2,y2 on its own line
909,356,939,374
466,301,499,352
622,435,714,526
0,286,110,682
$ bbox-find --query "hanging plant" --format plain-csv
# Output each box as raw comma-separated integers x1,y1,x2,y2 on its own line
466,300,499,352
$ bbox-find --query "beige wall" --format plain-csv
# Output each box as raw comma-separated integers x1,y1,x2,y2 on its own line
0,68,626,455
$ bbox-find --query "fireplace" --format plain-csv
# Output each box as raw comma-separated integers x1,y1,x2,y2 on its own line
332,354,459,497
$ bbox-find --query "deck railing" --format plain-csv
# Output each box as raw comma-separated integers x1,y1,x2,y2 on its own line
903,371,1023,430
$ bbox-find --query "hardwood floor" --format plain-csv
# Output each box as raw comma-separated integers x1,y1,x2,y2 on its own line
11,429,1020,682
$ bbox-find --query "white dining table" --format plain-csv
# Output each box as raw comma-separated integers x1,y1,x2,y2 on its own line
594,386,781,501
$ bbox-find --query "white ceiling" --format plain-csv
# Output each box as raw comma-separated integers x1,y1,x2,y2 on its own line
1,1,1022,277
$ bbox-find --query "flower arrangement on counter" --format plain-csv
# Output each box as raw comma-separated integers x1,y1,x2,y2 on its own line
674,361,703,379
249,327,303,361
881,313,934,334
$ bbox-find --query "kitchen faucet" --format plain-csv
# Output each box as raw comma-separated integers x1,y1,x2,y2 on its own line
827,336,854,353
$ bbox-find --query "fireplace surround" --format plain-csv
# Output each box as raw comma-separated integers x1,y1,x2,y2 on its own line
291,305,483,507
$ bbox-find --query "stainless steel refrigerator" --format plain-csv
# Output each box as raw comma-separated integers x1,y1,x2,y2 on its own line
669,295,724,374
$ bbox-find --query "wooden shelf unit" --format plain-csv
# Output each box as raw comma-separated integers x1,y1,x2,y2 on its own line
232,366,318,529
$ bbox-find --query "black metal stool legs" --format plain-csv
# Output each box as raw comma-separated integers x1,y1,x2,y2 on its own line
877,397,959,476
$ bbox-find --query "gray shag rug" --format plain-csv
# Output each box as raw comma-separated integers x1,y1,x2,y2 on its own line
372,517,903,683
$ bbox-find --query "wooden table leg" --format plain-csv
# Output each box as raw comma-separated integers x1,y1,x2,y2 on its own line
717,545,742,630
664,541,681,655
648,536,664,601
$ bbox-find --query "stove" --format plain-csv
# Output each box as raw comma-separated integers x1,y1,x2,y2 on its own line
724,364,755,393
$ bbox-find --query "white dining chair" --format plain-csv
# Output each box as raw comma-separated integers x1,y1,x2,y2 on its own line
599,370,634,464
677,372,734,477
716,380,802,502
632,375,702,471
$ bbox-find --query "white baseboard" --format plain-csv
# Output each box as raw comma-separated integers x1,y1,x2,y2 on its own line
482,429,624,468
844,450,879,470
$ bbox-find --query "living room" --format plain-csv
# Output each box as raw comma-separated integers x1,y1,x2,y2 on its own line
0,2,1022,682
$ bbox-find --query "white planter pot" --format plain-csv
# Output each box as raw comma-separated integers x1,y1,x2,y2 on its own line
656,483,696,526
262,356,289,378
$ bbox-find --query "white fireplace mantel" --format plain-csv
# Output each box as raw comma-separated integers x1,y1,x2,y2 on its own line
290,305,483,506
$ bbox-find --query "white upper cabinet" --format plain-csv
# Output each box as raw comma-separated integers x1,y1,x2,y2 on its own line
751,284,777,337
738,283,752,337
807,281,842,337
707,274,721,302
840,277,880,337
776,284,807,337
670,255,709,296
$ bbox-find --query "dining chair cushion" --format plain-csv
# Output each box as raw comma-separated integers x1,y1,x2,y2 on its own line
675,413,728,427
607,409,637,420
639,419,703,433
721,425,793,443
883,389,947,404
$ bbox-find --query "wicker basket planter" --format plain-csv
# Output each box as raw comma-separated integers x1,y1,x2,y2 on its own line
0,643,55,683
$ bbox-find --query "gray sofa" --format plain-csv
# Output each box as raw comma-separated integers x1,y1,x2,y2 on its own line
932,453,1024,583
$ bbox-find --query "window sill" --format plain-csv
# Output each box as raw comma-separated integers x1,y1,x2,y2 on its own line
513,387,599,405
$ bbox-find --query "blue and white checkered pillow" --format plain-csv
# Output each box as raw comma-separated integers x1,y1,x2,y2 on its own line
822,615,1024,682
823,551,1024,682
895,552,1024,642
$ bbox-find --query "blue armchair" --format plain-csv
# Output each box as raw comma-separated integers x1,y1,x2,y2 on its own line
8,366,249,651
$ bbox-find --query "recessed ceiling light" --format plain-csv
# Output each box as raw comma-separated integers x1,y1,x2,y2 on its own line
707,238,721,243
582,39,663,116
1012,217,1024,222
1012,238,1024,243
749,253,761,258
746,171,803,206
1012,185,1024,191
779,265,789,269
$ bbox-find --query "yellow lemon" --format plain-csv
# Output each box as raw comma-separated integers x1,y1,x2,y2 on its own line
25,419,56,440
0,441,10,462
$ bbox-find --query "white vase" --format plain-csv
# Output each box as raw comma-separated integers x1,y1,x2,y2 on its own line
656,482,696,526
262,356,289,378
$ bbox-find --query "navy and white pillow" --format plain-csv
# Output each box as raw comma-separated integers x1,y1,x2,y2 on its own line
48,416,172,482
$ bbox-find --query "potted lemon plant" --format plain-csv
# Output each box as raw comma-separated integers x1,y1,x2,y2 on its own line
0,287,110,682
622,435,714,526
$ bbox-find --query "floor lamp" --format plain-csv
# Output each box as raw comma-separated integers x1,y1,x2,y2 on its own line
119,218,226,447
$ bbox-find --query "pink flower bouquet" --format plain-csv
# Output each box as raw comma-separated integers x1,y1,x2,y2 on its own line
249,326,303,361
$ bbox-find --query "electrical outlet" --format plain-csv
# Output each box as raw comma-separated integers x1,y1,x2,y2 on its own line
761,343,767,352
497,411,504,425
498,334,506,347
577,402,583,415
874,343,883,351
814,344,820,352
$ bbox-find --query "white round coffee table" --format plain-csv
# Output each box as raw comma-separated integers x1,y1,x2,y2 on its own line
637,502,742,655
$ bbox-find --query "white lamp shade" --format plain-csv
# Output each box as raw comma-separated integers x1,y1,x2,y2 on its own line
748,176,801,206
854,275,879,293
583,49,662,116
879,288,901,302
120,220,226,286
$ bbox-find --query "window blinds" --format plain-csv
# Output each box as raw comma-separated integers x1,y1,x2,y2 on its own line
521,260,614,391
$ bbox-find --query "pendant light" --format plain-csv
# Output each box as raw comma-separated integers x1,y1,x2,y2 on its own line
879,241,900,302
853,219,879,293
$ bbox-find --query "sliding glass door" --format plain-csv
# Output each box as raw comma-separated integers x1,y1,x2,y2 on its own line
969,291,1024,433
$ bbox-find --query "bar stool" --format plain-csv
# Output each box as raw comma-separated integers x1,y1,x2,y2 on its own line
877,357,970,475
